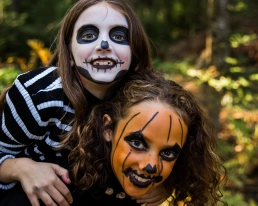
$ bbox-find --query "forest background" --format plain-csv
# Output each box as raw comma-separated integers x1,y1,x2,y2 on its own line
0,0,257,205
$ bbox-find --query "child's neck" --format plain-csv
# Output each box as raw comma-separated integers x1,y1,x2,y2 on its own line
78,76,117,100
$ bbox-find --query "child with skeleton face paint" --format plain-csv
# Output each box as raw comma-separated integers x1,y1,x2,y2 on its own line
71,2,132,85
0,1,168,206
69,71,227,206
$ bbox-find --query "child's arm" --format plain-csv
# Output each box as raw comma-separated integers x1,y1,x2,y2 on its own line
133,183,169,206
0,158,73,206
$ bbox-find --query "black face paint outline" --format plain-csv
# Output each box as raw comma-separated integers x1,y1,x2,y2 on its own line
76,25,99,44
83,56,124,70
76,25,130,45
178,118,183,146
122,150,132,187
111,112,140,171
76,65,128,84
124,131,148,151
109,26,130,45
124,130,181,162
159,143,181,161
167,115,172,142
143,164,157,174
123,167,162,188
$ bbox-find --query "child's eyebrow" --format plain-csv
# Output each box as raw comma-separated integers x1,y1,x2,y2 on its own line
165,143,182,156
124,131,148,147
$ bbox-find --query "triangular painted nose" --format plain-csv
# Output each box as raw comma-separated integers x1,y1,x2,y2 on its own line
143,164,157,174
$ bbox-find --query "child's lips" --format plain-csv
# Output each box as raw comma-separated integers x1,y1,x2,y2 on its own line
92,59,115,66
90,58,116,70
129,171,155,188
123,168,163,188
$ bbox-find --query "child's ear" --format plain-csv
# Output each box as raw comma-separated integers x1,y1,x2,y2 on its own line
102,114,113,142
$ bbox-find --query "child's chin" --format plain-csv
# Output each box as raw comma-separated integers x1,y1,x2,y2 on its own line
125,187,147,199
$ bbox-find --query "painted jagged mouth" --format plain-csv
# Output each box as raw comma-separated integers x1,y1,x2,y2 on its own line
123,169,162,188
84,57,124,70
92,59,114,66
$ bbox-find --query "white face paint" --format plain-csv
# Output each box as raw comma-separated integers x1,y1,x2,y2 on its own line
71,2,132,84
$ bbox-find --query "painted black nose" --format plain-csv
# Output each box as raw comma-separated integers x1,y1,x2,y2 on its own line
101,40,109,49
143,164,157,174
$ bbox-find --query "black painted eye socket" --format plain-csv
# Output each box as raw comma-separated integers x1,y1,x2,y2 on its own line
127,140,146,151
160,149,177,162
77,25,99,44
109,26,130,45
124,131,147,151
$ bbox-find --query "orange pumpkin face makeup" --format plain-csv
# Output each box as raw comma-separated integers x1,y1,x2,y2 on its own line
109,101,188,198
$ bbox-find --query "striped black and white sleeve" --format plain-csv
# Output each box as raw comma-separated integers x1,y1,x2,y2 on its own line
0,67,74,190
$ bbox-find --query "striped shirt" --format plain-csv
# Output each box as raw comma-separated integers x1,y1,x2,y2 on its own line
0,67,100,190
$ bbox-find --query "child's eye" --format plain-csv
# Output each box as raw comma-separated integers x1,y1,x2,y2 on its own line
109,26,129,45
128,140,146,150
81,31,98,41
160,149,177,162
77,25,99,44
111,33,127,42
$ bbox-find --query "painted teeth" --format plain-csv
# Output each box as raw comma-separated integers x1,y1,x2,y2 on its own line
93,60,114,66
132,173,150,183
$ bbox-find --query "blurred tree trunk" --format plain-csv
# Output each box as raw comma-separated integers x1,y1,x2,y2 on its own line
198,0,230,70
197,0,230,130
11,0,21,13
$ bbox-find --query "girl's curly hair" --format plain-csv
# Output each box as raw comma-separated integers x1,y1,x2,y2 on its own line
63,71,227,205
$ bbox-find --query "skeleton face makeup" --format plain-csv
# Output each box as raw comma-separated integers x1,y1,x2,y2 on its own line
105,101,188,198
71,3,131,85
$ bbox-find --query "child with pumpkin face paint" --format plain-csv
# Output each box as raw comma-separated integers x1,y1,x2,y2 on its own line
66,71,227,206
0,0,169,205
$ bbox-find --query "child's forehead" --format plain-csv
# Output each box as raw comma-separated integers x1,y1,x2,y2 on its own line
75,3,128,28
127,101,174,115
117,101,187,147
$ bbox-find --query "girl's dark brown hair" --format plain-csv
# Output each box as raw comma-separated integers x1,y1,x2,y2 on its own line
0,0,152,117
67,71,227,206
47,0,153,142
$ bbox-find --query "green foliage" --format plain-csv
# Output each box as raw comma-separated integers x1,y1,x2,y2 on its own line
154,46,258,204
0,67,22,92
219,189,257,206
0,0,74,62
127,0,207,48
153,57,195,76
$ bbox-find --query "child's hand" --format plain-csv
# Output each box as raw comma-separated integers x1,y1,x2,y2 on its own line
8,158,73,206
133,183,169,206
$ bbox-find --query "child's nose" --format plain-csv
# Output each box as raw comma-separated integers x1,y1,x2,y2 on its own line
95,39,112,52
142,163,157,174
101,40,109,49
140,154,160,175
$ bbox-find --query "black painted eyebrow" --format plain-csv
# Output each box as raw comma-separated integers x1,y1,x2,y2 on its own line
124,131,148,148
166,143,181,156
